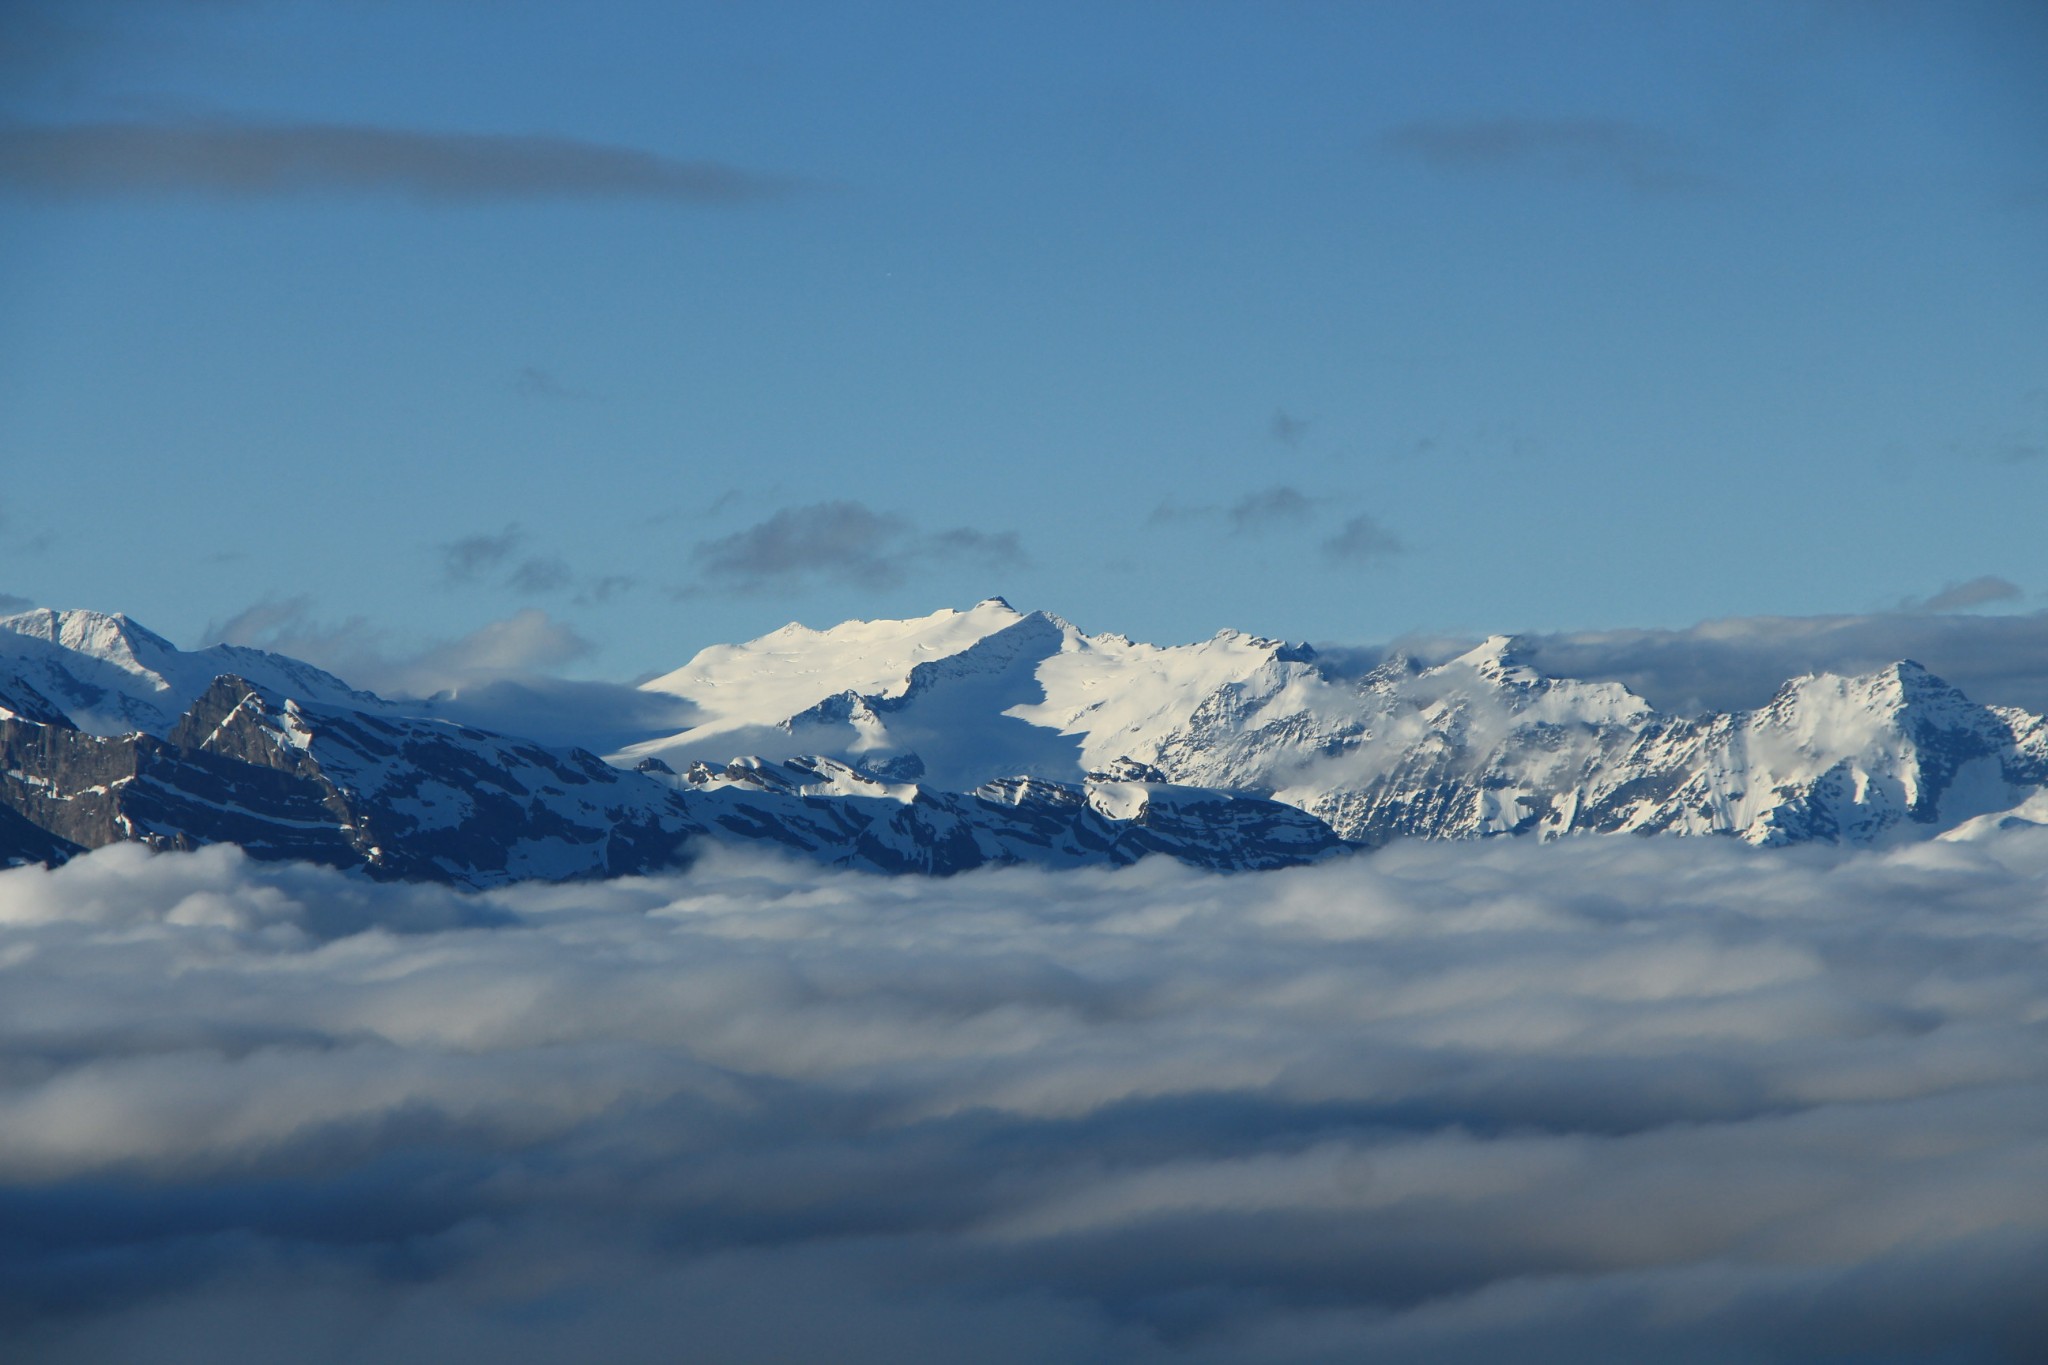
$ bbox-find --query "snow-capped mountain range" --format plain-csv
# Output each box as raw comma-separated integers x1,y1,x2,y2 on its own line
4,599,2045,885
620,597,2048,846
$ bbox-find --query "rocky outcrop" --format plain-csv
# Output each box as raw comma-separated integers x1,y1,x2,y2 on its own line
0,670,1351,885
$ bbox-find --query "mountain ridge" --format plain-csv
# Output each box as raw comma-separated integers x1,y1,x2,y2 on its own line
5,602,2045,885
614,601,2048,850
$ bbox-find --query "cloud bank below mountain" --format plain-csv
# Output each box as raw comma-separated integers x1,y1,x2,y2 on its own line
5,831,2048,1363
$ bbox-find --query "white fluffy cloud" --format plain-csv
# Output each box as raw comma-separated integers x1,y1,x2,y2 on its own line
4,832,2048,1362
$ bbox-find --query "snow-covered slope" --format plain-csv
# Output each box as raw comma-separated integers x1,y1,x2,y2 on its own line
628,597,1031,768
617,601,1332,787
0,608,380,736
0,606,1352,882
1277,649,2047,846
1941,788,2048,841
8,598,2044,883
619,605,2048,849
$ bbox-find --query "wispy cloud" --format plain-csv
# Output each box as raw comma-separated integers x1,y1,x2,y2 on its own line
1902,575,2025,613
203,596,685,744
1382,116,1711,196
1271,409,1311,447
438,525,615,601
0,507,52,556
1147,500,1205,526
1227,485,1315,534
440,525,526,584
0,591,35,615
583,573,638,605
513,365,586,400
0,119,799,201
507,555,573,595
1322,512,1404,564
413,607,592,682
687,500,1027,596
1153,486,1323,534
1487,607,2048,716
203,596,594,700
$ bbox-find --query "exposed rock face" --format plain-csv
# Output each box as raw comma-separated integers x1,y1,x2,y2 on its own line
1,674,695,881
0,617,1350,883
1272,651,2048,847
7,602,2046,886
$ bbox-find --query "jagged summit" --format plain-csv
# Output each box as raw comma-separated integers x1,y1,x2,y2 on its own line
640,597,1027,714
0,609,1346,882
2,606,179,657
1437,633,1546,688
1448,632,1530,667
0,605,375,737
617,600,2045,850
1871,659,1969,704
620,603,1333,782
6,599,2047,884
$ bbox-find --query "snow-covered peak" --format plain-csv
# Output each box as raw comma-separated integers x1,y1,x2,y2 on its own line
1758,660,1983,738
10,599,2047,862
897,610,1079,696
1395,632,1652,734
1434,634,1544,688
638,597,1028,725
1,607,180,671
1010,621,1327,764
1446,632,1521,665
1870,660,1975,713
0,605,379,737
615,604,1333,785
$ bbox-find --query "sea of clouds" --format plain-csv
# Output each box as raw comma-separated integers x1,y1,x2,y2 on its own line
4,831,2048,1363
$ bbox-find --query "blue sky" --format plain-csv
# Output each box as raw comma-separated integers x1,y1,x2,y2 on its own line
2,0,2044,686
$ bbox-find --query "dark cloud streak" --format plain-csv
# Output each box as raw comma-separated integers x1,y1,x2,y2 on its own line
440,526,524,585
1322,513,1404,564
1905,575,2024,613
0,119,798,202
1382,116,1712,196
688,501,1027,596
513,365,585,400
508,555,573,595
1323,606,2048,716
1270,410,1310,447
1227,486,1314,535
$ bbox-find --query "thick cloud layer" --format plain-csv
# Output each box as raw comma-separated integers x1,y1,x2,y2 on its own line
4,833,2048,1363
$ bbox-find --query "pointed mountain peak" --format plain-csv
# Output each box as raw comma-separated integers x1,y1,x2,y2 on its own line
1870,659,1972,711
1439,633,1544,682
1200,627,1314,663
1362,652,1421,689
974,595,1017,612
1453,633,1523,663
1886,659,1948,689
0,607,177,667
1761,658,1979,728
